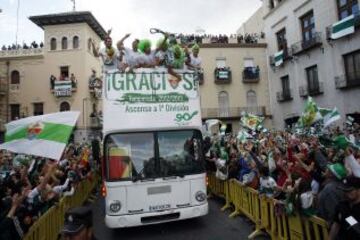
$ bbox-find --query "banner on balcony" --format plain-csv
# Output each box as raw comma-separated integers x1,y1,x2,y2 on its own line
54,80,72,97
274,50,284,67
217,70,229,79
331,14,355,39
0,111,79,160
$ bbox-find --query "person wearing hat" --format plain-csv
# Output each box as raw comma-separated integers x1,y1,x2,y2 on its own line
329,176,360,240
317,163,347,223
61,206,96,240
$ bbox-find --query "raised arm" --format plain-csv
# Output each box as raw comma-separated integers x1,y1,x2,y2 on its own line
117,33,131,50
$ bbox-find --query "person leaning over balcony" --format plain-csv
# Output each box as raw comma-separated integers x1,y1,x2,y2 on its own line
70,74,77,88
50,75,56,90
329,176,360,240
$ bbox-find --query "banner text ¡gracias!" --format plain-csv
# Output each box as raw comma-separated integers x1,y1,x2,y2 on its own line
107,71,195,91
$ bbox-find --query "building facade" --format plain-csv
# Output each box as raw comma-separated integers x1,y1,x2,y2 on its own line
261,0,360,129
198,42,272,134
0,11,106,142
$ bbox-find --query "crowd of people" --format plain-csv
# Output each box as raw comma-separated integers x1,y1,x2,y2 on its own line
1,41,44,51
173,32,265,44
205,122,360,239
0,142,98,240
50,73,77,90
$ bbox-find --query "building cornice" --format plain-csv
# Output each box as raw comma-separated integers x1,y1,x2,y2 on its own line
29,11,107,40
263,0,288,20
293,0,312,13
199,43,267,48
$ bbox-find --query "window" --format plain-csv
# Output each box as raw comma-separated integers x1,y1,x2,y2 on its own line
33,103,44,116
246,90,257,107
60,102,70,112
218,91,229,117
276,28,287,52
104,130,204,181
301,11,315,43
88,38,92,51
244,58,255,68
337,0,359,20
216,58,226,68
10,104,20,120
11,70,20,84
306,65,320,94
60,66,69,80
281,75,291,97
61,37,68,50
344,49,360,84
73,36,79,49
269,0,275,9
50,38,57,50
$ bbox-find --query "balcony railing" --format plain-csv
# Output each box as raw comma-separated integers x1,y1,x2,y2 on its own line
0,48,44,58
299,82,324,97
242,67,260,83
276,89,293,102
51,80,77,97
214,67,231,84
291,32,322,55
335,71,360,89
201,106,266,119
326,12,360,40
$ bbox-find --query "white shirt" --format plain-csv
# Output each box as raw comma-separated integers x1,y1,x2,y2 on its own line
138,50,156,66
124,48,142,68
345,154,360,177
99,47,119,71
189,53,202,69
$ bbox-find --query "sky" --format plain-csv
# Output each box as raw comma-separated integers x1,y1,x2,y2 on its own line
0,0,261,47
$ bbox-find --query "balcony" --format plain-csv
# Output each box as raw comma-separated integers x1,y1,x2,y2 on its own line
326,12,360,40
51,80,77,97
299,82,324,97
291,32,322,55
276,89,293,102
214,67,231,84
335,71,360,89
0,48,44,59
242,67,260,83
201,106,266,119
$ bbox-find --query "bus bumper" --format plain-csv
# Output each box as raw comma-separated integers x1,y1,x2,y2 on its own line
105,202,208,228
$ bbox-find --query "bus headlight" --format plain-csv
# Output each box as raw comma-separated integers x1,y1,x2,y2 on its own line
195,191,207,202
109,200,122,213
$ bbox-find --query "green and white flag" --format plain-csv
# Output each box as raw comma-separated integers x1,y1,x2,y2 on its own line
0,111,79,160
319,107,341,128
331,14,355,39
274,50,284,67
298,97,322,127
241,112,264,131
237,129,252,143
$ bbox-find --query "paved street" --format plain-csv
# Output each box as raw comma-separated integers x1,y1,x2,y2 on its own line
92,197,269,240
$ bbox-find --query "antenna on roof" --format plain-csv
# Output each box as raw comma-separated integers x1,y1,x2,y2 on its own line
71,0,76,11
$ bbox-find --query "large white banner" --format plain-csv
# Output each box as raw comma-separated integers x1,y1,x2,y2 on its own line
103,69,202,132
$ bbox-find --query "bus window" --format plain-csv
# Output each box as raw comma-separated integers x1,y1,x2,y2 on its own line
105,133,155,181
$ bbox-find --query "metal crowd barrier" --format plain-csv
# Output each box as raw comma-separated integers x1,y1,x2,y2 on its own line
207,174,329,240
23,173,99,240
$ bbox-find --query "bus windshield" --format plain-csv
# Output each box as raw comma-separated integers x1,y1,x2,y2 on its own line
105,130,205,181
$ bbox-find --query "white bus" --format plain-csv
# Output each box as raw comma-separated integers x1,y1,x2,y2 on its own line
102,69,208,228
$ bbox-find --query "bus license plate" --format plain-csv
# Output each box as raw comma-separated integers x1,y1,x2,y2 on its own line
149,204,171,211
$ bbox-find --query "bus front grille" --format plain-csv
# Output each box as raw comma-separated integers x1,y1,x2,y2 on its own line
141,213,180,224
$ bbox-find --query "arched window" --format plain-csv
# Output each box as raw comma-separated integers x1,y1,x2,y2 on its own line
11,70,20,84
246,90,257,107
60,102,71,112
218,91,229,117
61,37,68,50
73,36,79,49
50,38,57,50
88,38,92,51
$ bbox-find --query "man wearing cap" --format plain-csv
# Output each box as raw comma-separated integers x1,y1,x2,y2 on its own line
317,163,347,222
329,176,360,239
61,206,96,240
